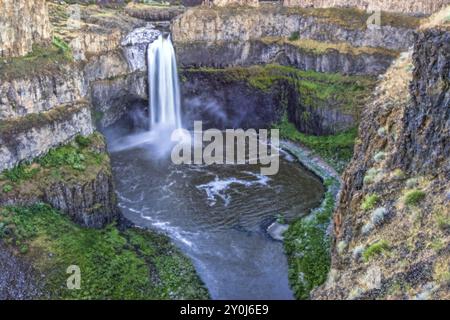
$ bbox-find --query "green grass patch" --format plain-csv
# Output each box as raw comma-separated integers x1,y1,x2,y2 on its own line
2,184,13,194
361,194,380,211
284,178,336,299
1,163,40,183
436,211,450,231
0,38,73,80
404,190,426,206
185,65,374,112
39,144,89,172
1,133,102,180
0,204,209,299
288,31,300,41
261,37,399,57
0,132,107,195
274,114,357,173
362,240,390,262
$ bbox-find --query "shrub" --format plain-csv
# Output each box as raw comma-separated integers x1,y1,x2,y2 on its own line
75,135,92,148
361,194,380,211
288,31,300,41
2,184,13,193
39,145,86,171
392,169,405,180
1,164,39,183
352,245,364,260
373,151,386,163
371,207,387,226
405,177,419,189
276,213,286,224
434,261,450,285
363,240,390,262
436,211,450,231
52,36,72,60
337,240,347,255
363,168,380,185
377,127,387,137
404,190,426,206
361,222,374,235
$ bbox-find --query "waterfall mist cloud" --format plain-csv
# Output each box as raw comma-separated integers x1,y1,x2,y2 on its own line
184,96,228,129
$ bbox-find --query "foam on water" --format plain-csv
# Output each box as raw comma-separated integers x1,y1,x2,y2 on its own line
196,172,271,206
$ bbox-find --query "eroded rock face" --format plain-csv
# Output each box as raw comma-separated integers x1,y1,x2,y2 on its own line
282,0,450,16
175,39,395,75
0,67,86,120
43,165,119,228
0,5,161,170
313,27,450,300
0,102,94,172
87,26,160,128
124,3,185,22
0,0,52,58
181,68,363,134
0,243,44,299
121,26,161,72
392,29,450,174
171,5,416,75
91,72,148,128
214,0,259,7
181,70,285,129
172,6,416,51
0,133,120,229
0,2,157,231
48,2,148,61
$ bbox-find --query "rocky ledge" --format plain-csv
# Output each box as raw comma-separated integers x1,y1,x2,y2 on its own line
181,65,375,135
0,132,118,228
171,5,421,75
176,38,398,75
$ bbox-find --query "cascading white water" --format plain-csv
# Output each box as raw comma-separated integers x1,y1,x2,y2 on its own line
147,34,182,130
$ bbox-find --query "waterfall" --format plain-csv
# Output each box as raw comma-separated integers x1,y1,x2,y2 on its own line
147,34,182,130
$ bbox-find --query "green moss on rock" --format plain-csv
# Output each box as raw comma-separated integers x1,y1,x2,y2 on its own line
284,178,337,299
0,41,73,80
274,114,357,173
184,64,374,121
362,240,390,262
0,204,209,299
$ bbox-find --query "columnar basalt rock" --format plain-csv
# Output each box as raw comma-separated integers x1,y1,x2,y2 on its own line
282,0,450,15
312,23,450,300
0,102,94,172
0,0,52,58
0,67,87,121
214,0,260,7
172,6,418,51
175,39,396,75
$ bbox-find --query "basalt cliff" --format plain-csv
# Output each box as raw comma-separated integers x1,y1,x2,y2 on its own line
0,0,448,300
313,13,450,300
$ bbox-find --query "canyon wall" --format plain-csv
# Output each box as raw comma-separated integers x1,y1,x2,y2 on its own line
282,0,450,15
176,39,396,75
0,3,158,172
171,5,422,77
0,0,52,58
0,3,157,227
172,6,417,51
181,66,373,135
313,24,449,299
214,0,260,6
